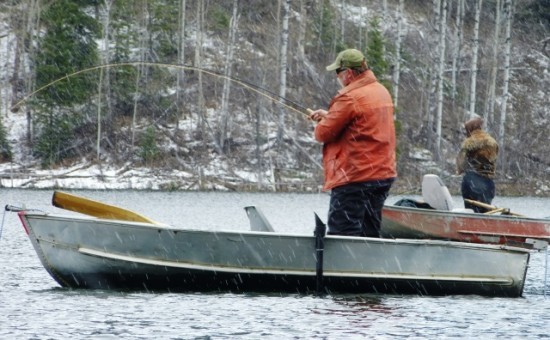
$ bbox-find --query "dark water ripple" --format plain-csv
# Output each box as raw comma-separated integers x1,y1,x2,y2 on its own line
1,190,549,338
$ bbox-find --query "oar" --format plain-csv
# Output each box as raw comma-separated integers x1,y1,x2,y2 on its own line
52,191,160,224
464,199,524,217
485,208,507,215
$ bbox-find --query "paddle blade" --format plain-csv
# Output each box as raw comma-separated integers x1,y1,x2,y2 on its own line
52,191,158,224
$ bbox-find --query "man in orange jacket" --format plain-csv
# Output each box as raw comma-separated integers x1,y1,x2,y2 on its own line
309,49,397,237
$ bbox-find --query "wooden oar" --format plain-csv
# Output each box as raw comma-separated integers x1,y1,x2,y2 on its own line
485,208,507,215
464,199,524,217
52,191,160,224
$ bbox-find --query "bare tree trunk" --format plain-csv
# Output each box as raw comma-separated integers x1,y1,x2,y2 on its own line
484,0,502,127
435,0,448,160
276,0,281,71
450,0,464,102
432,0,440,22
219,0,239,150
96,0,113,160
132,3,148,148
277,0,290,143
468,0,483,119
9,9,23,115
340,0,345,42
426,0,440,139
359,1,368,51
176,0,186,129
297,0,306,63
254,106,263,190
102,0,112,120
25,0,41,146
498,0,513,169
195,0,205,138
295,0,307,137
332,0,338,53
96,69,103,159
392,0,404,110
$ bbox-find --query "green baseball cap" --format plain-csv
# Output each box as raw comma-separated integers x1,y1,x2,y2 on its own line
326,49,365,71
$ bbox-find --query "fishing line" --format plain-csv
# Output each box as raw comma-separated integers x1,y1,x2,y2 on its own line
9,62,311,117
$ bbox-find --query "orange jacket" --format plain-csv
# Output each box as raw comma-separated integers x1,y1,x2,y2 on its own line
314,70,397,191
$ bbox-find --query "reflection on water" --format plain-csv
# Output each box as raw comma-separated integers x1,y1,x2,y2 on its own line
1,189,549,338
328,295,395,316
315,295,398,331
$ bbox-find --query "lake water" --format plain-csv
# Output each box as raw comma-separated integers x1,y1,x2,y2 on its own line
1,189,549,338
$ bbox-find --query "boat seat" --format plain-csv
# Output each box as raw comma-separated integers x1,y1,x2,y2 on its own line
244,206,275,232
422,174,475,213
422,174,455,211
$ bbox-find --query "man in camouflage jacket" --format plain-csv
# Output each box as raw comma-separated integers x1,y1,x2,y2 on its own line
456,117,499,212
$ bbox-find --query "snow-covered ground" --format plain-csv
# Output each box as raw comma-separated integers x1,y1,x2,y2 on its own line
0,161,197,190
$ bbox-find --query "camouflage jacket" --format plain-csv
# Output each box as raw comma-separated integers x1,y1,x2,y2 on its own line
456,130,499,178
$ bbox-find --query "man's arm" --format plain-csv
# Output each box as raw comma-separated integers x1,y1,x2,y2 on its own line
313,97,354,143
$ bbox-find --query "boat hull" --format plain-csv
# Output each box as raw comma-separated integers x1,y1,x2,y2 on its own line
19,212,530,297
382,205,550,245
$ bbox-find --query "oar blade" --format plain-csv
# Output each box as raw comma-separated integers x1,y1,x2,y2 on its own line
52,191,158,224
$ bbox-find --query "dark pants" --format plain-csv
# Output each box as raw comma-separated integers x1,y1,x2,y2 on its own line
461,171,495,213
327,179,394,237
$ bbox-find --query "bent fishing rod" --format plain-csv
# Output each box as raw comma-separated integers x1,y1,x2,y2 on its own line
10,61,316,118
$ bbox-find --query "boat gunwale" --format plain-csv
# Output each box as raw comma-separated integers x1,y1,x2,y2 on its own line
382,205,550,245
21,211,534,254
383,204,550,222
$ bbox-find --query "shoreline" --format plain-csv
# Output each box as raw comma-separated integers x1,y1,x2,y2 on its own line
1,172,549,198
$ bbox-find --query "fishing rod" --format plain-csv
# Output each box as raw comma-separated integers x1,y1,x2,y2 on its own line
10,62,313,118
9,61,324,170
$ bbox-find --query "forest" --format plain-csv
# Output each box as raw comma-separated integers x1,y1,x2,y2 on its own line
0,0,548,195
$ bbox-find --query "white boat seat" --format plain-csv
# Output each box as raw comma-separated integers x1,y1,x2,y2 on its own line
421,174,455,211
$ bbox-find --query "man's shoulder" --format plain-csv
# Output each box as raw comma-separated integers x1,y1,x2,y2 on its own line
463,131,498,150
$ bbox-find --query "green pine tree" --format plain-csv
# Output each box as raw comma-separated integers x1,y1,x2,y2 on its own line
0,117,12,162
139,127,159,165
33,0,100,166
366,17,390,79
34,0,100,106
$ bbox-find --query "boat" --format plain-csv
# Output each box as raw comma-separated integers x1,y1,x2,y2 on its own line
381,175,550,247
382,204,550,246
8,191,534,297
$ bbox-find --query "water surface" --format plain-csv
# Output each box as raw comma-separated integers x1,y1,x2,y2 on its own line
1,189,549,338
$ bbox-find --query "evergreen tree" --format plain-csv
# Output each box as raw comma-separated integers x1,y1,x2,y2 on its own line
366,17,393,96
34,0,100,107
0,118,12,162
34,112,81,167
365,17,400,160
139,126,159,165
366,17,390,79
33,0,100,166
